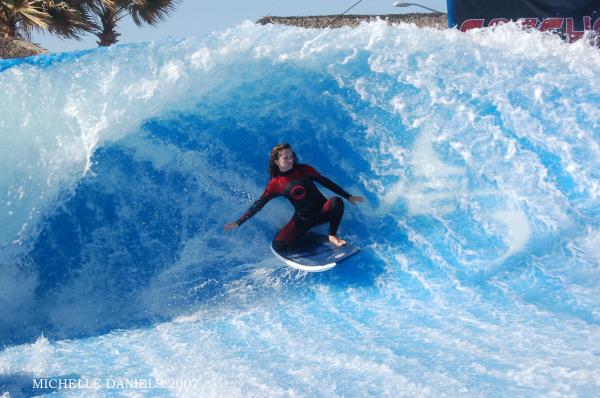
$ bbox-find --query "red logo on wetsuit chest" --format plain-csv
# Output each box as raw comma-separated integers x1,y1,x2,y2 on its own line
290,185,306,200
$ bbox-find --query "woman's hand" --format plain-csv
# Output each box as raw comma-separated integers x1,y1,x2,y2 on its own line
348,195,364,204
224,222,239,232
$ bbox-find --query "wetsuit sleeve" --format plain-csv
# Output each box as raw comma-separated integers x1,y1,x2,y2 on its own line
236,184,278,226
303,164,352,200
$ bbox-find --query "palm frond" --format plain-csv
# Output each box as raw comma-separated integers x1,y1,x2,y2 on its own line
1,1,52,39
129,0,177,27
75,0,113,16
42,1,89,39
17,7,50,28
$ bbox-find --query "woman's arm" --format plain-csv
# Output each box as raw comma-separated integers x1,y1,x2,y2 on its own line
304,164,365,204
236,190,276,225
224,187,277,232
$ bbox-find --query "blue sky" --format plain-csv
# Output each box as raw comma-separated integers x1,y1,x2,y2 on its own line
32,0,448,53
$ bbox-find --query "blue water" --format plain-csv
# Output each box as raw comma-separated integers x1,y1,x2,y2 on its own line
1,21,600,397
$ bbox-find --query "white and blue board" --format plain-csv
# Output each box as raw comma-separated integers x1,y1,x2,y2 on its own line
270,232,360,272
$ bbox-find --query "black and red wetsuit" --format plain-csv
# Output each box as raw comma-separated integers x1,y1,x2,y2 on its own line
236,164,352,249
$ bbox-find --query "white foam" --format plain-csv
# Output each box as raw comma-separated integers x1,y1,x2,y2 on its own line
493,209,532,258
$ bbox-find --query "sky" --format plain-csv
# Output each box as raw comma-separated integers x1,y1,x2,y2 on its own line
32,0,448,53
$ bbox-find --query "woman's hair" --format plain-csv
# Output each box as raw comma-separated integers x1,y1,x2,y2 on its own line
268,142,298,178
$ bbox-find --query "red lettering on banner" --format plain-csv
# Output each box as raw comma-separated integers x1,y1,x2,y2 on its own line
517,18,538,29
460,19,485,32
539,18,564,32
489,18,510,27
457,15,600,46
566,16,591,42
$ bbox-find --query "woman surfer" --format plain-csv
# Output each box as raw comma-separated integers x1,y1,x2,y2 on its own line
224,143,364,250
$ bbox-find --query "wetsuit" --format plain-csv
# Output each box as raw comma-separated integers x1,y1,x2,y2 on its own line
236,164,351,249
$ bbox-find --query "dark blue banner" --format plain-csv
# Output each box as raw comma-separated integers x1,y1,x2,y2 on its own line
447,0,600,43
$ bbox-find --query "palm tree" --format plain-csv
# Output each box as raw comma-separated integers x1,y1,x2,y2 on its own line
0,0,88,40
79,0,179,47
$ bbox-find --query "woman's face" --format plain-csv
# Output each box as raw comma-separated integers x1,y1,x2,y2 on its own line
276,148,294,172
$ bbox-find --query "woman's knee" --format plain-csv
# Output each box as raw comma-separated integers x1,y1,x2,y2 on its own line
326,196,344,214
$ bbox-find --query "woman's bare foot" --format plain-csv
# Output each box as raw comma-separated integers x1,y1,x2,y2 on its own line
329,235,346,247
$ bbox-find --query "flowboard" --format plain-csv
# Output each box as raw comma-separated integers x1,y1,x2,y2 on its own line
270,232,360,272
